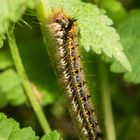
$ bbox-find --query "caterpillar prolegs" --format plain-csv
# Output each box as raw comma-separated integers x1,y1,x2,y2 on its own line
48,12,102,140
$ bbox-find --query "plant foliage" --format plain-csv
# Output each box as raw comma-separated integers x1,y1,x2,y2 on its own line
0,113,62,140
111,10,140,83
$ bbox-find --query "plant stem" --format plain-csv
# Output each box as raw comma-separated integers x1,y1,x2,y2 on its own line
97,59,116,140
7,28,51,134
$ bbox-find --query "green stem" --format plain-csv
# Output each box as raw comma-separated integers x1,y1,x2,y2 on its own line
7,28,51,134
97,59,116,140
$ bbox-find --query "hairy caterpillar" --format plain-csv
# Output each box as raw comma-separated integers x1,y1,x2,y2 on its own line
48,12,102,140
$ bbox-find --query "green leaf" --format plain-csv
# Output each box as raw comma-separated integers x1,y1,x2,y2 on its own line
0,113,39,140
41,0,131,71
0,0,37,34
0,113,63,140
0,69,26,107
0,34,6,48
40,131,62,140
0,49,13,70
111,10,140,83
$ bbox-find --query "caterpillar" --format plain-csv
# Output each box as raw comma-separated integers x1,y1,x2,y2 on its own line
48,12,102,140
